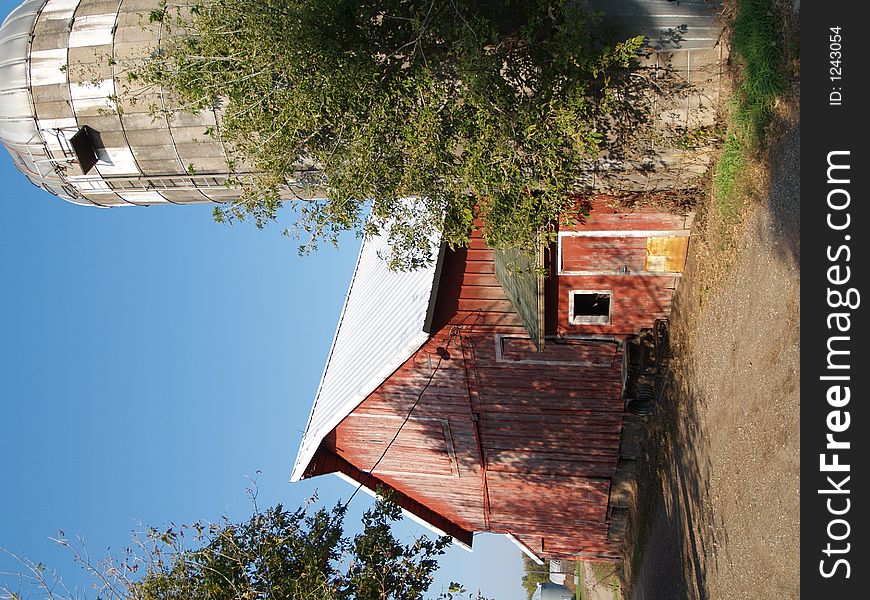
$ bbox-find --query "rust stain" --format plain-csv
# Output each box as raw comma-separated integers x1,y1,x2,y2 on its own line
646,236,689,272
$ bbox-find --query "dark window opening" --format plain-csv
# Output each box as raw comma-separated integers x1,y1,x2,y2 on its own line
569,291,611,325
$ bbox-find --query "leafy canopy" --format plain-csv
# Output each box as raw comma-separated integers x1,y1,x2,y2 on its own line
2,495,484,600
520,556,551,599
140,0,643,268
134,498,452,600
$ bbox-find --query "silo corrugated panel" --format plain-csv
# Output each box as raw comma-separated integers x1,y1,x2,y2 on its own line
1,0,324,206
0,0,95,204
591,0,722,51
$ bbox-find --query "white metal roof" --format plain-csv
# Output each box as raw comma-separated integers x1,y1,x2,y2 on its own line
291,229,442,482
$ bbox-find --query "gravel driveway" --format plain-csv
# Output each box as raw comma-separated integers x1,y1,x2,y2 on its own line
624,100,800,600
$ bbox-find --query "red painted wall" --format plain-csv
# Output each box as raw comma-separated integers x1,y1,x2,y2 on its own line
557,198,691,336
314,236,628,560
307,200,691,561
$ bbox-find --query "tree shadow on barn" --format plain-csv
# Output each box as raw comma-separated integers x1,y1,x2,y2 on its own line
356,247,700,562
333,0,729,560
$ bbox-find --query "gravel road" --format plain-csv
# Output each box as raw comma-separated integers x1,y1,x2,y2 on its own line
626,100,800,600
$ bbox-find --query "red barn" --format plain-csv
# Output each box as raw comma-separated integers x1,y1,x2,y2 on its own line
291,198,692,562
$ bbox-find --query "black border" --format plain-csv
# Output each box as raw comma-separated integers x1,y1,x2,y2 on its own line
801,2,869,595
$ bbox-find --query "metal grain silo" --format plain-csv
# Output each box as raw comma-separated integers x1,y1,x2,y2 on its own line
0,0,316,207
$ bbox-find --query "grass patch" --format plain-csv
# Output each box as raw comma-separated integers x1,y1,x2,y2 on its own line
730,0,787,143
575,563,584,600
712,0,787,215
712,131,744,220
695,0,794,285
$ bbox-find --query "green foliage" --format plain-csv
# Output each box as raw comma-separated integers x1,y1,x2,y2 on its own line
135,0,645,269
521,556,550,599
2,493,483,600
713,130,744,218
729,0,785,147
132,497,452,600
713,0,789,221
574,562,584,600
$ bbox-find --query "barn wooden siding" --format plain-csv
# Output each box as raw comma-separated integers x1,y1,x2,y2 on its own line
557,198,692,336
310,229,630,561
305,449,475,547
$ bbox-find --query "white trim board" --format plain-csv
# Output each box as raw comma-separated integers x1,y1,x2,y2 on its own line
505,533,544,564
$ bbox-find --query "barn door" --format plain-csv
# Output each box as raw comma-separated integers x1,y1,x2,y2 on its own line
559,233,689,274
560,236,647,272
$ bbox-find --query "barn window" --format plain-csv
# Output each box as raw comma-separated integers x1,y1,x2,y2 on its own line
568,291,611,325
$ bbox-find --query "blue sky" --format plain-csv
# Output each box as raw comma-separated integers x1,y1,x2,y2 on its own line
0,1,525,597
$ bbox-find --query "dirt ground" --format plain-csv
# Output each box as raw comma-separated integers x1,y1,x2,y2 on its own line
620,98,800,599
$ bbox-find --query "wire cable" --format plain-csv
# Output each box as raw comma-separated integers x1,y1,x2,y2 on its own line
342,311,482,510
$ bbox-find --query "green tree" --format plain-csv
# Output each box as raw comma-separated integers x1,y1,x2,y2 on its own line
2,496,484,600
133,498,449,599
137,0,645,268
521,556,550,599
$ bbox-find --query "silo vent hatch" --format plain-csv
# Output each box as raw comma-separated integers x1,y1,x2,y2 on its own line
70,127,98,175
